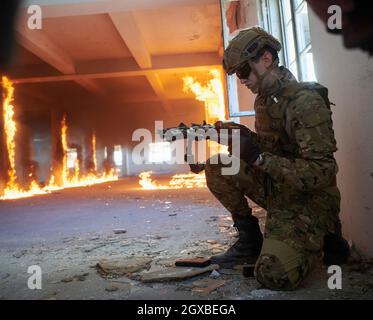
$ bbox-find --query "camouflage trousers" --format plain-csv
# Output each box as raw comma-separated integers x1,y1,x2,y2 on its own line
205,154,340,290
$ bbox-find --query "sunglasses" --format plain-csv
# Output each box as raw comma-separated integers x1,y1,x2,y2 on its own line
236,64,252,79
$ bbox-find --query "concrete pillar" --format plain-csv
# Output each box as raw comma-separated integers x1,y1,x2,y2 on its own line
84,129,95,174
51,109,64,185
103,145,115,174
121,146,130,176
16,121,33,188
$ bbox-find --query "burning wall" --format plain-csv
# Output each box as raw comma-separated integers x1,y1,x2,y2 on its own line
0,77,118,200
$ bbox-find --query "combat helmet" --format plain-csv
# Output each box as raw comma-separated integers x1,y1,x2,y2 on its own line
223,26,282,75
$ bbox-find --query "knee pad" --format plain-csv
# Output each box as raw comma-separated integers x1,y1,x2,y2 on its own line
254,238,312,290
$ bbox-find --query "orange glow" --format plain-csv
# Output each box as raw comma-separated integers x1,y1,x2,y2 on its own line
0,78,118,200
139,171,206,190
2,76,17,188
183,69,226,124
138,68,228,191
92,132,97,172
45,115,118,191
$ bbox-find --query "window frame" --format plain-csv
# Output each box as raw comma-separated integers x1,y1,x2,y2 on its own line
260,0,316,82
220,0,255,118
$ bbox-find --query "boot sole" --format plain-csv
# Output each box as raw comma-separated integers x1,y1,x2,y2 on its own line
210,256,258,269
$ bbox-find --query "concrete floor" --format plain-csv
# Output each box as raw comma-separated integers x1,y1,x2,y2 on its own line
0,177,372,300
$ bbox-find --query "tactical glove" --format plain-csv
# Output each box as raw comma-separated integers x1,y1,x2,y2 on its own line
215,121,261,165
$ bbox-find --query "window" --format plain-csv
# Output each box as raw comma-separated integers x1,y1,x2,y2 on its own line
259,0,317,81
113,145,123,166
149,142,171,163
67,148,78,169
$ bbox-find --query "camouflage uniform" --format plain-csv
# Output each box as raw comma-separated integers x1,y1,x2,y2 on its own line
205,66,340,290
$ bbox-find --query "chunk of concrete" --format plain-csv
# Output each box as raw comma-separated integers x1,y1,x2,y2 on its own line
192,278,226,297
137,264,219,283
113,229,127,234
96,257,152,276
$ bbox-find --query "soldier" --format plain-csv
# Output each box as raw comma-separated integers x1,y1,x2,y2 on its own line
205,27,349,290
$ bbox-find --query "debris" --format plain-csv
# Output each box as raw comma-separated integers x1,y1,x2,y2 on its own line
83,243,107,253
191,278,226,297
107,280,132,294
207,216,219,222
218,269,242,276
348,245,373,273
136,264,219,283
0,272,10,280
62,237,75,243
105,284,119,292
60,273,89,283
348,259,373,273
96,257,152,277
206,240,217,244
113,229,127,234
75,273,89,281
152,235,167,240
249,289,278,299
13,250,27,258
209,270,221,279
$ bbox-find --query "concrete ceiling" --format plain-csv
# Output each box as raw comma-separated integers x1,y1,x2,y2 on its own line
11,0,224,114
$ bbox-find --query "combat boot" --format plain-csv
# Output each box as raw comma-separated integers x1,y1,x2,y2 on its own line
323,221,350,266
323,233,350,266
210,215,263,268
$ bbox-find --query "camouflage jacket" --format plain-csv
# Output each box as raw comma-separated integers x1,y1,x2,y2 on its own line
253,66,338,192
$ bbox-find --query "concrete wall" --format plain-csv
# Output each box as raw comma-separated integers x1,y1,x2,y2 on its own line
308,10,373,256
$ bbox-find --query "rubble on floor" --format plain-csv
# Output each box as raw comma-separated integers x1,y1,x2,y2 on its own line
134,264,220,283
1,181,372,300
96,257,152,277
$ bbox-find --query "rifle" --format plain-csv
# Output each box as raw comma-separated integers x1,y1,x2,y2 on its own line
158,121,248,174
159,120,249,141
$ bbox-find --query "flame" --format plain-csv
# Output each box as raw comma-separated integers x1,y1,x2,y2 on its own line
183,69,226,124
92,132,97,172
61,114,68,184
2,76,17,188
138,68,228,190
0,78,118,200
44,114,118,190
139,171,206,190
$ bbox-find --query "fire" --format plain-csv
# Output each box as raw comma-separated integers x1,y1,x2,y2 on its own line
182,69,226,124
138,68,228,190
92,132,97,172
61,114,68,184
183,68,228,157
0,77,118,200
139,171,206,190
139,171,168,190
2,76,17,188
45,115,118,191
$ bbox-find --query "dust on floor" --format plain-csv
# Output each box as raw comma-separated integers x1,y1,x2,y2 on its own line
0,178,372,300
